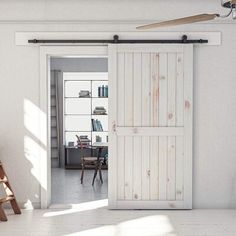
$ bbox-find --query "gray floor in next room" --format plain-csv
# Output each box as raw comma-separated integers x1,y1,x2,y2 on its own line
51,168,108,205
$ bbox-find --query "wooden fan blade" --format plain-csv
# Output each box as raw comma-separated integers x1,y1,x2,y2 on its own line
136,14,219,30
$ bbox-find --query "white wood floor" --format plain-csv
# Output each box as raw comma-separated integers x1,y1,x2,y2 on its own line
1,209,236,236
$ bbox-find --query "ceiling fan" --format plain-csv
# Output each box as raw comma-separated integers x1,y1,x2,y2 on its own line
136,0,236,30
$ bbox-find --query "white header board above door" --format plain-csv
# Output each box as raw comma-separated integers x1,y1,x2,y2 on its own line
15,31,221,46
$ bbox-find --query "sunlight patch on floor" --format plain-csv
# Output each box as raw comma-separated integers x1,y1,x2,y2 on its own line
62,215,176,236
44,199,108,217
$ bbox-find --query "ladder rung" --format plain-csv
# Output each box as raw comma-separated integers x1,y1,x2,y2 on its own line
0,196,15,204
0,177,8,183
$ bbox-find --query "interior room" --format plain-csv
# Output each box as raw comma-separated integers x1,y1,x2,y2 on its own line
50,57,108,205
0,0,236,235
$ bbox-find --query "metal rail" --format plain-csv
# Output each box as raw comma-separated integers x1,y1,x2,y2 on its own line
28,35,208,44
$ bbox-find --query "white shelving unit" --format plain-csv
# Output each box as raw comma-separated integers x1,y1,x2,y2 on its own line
63,72,108,148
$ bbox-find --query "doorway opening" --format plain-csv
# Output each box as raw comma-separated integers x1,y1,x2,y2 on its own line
49,57,108,206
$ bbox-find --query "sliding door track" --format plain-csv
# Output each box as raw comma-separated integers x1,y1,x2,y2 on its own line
28,34,208,44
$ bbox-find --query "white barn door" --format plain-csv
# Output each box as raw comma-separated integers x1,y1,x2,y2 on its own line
108,44,193,209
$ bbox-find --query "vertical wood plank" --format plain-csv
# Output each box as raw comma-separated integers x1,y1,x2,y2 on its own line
176,137,184,200
124,52,133,200
117,52,125,127
150,137,159,200
124,137,133,200
176,53,184,126
141,53,151,127
167,136,176,200
183,45,193,208
176,53,184,201
141,136,150,200
167,53,176,127
124,53,133,127
117,137,125,200
133,53,142,126
150,53,159,200
108,44,118,207
167,53,177,201
158,53,168,200
159,53,168,127
141,53,151,200
151,53,159,126
133,137,142,200
158,136,167,200
117,52,125,200
133,53,142,200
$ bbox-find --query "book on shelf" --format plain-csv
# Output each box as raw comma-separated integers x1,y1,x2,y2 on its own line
97,120,103,131
91,119,103,131
98,85,108,97
104,85,108,97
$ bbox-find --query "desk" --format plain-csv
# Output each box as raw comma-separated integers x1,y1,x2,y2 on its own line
64,144,108,169
92,142,108,163
65,146,75,168
64,146,92,169
92,142,108,148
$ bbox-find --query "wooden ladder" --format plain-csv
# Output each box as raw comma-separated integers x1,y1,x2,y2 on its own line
51,70,60,167
0,161,21,221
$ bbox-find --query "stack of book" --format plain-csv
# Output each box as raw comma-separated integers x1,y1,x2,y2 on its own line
93,106,107,115
78,135,91,147
79,90,91,98
91,119,103,131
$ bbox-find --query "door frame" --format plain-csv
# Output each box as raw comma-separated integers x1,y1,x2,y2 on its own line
39,46,108,208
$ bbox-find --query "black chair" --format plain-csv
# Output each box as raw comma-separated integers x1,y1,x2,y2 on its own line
76,136,103,185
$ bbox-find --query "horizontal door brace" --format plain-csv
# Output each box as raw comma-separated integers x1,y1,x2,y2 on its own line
116,127,184,136
28,34,208,44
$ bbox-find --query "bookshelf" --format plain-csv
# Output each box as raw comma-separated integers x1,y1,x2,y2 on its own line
63,73,108,148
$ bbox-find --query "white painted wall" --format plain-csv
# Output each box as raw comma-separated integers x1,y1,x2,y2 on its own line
0,0,226,22
0,0,236,208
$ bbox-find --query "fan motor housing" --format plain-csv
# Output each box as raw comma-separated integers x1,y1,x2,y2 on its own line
222,0,236,8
